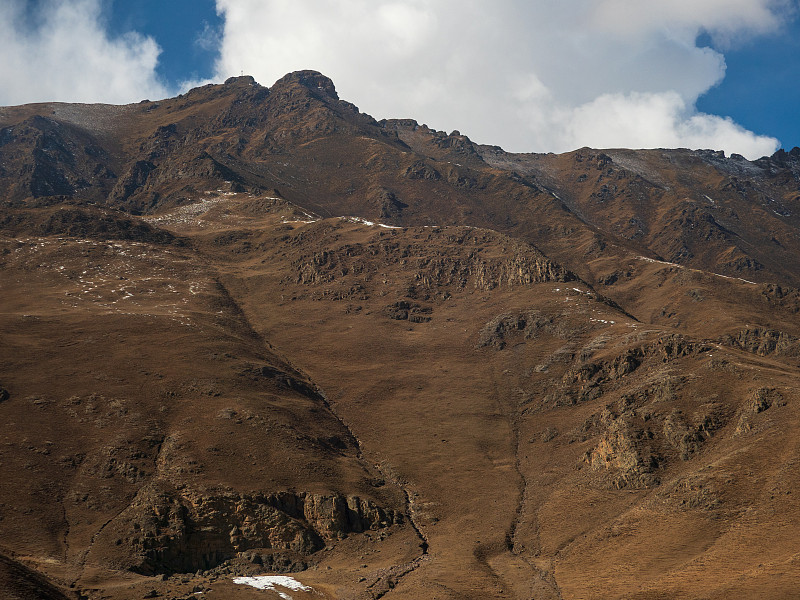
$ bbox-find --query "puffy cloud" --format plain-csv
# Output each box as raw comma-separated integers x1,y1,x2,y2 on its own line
562,91,780,158
213,0,785,158
0,0,788,158
588,0,793,45
0,0,167,106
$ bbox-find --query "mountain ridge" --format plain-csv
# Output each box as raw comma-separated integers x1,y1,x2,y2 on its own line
3,71,800,599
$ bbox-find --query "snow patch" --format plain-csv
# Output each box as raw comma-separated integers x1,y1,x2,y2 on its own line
710,272,757,285
553,287,589,294
343,216,375,226
339,216,402,229
232,576,314,599
637,256,680,267
275,198,321,224
281,218,318,225
636,255,757,285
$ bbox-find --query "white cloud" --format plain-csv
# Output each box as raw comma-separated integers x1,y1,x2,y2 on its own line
0,0,788,159
0,0,168,106
213,0,786,158
563,91,780,158
195,20,223,53
589,0,793,45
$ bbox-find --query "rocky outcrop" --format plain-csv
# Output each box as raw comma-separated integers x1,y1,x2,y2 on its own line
754,146,800,173
563,335,710,387
109,160,156,205
0,206,179,245
746,386,781,414
546,335,709,407
238,364,328,405
477,310,572,349
290,225,575,296
0,115,117,202
272,70,340,100
579,385,726,489
413,248,573,291
373,187,407,219
433,129,479,156
735,387,783,435
721,327,800,357
108,150,248,213
583,414,660,489
384,300,432,322
662,404,725,461
403,160,441,181
100,486,402,575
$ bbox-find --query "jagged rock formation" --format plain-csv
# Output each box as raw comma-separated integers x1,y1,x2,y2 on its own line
477,310,575,349
284,224,573,298
721,326,800,356
94,486,401,575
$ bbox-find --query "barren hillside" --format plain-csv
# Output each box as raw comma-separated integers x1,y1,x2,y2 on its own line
2,72,800,600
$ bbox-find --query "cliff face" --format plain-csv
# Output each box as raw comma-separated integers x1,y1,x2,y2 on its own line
4,72,800,600
91,486,402,575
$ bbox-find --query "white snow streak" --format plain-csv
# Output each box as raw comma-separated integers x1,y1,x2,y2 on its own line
340,216,402,229
636,255,757,285
232,575,314,599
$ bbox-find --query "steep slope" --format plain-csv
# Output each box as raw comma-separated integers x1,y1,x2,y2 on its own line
169,198,800,600
478,145,800,287
6,70,800,291
0,209,414,599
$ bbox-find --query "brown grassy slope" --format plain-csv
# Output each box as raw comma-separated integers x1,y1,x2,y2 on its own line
2,186,800,599
479,146,800,287
162,196,800,599
0,209,413,599
2,71,800,598
0,553,74,600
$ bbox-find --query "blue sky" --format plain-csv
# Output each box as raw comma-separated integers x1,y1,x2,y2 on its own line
104,0,221,87
1,0,798,159
696,26,800,153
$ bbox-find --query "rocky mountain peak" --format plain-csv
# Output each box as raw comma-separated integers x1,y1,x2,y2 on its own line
271,70,339,100
224,74,258,86
769,146,800,163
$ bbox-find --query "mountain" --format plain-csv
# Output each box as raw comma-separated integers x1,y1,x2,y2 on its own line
2,71,800,600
